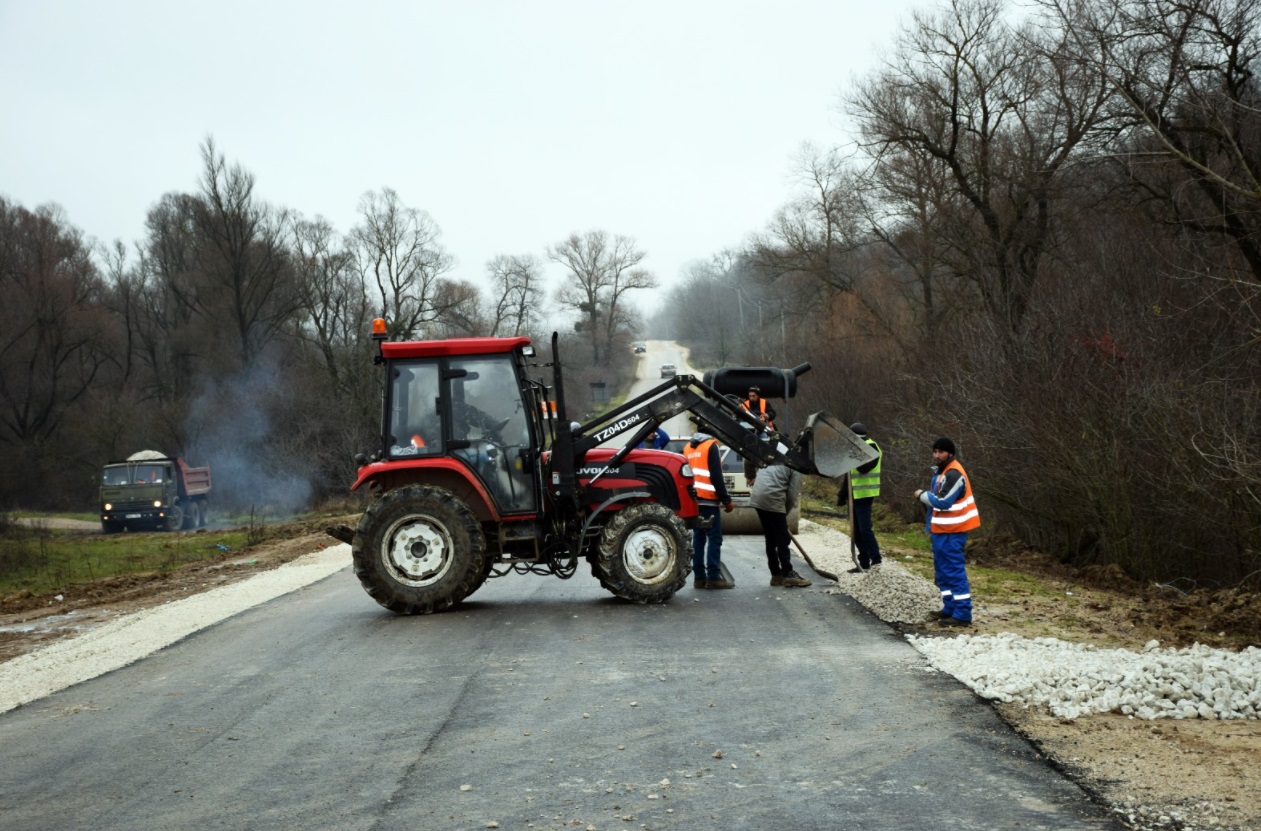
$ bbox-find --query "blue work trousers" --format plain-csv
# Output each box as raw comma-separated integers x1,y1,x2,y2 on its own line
692,505,724,581
932,531,972,622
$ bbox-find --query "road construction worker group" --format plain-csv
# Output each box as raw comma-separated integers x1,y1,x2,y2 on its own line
682,385,980,627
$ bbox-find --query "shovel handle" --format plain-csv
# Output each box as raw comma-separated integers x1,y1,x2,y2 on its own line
847,479,860,568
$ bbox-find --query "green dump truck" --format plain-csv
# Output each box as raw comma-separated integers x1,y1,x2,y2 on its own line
99,450,212,533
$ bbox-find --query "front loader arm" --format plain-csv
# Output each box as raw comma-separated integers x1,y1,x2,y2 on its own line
570,375,871,478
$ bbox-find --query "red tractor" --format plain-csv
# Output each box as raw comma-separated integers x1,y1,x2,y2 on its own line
328,324,872,613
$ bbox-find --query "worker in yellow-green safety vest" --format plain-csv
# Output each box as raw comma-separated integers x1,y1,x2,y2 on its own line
838,423,883,573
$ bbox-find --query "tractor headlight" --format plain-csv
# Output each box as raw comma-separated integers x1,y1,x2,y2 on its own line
154,500,162,508
680,464,693,477
104,503,112,511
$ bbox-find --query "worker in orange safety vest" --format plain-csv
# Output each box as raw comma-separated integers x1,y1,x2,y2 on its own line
915,437,981,627
740,386,776,430
684,431,735,590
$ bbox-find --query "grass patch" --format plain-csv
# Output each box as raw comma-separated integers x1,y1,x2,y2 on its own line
0,524,250,596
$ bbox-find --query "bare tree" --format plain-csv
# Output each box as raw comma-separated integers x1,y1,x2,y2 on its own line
289,214,368,392
1040,0,1261,284
486,254,545,336
849,0,1110,335
426,279,487,337
548,230,656,364
349,188,456,339
0,200,111,447
749,143,868,294
118,192,205,404
192,138,301,371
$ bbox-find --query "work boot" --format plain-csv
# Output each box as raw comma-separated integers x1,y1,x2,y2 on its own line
694,578,710,589
782,572,813,588
707,577,736,590
937,616,972,628
769,575,784,586
845,566,866,575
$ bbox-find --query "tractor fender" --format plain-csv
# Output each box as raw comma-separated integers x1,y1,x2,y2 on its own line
579,490,652,543
352,459,502,522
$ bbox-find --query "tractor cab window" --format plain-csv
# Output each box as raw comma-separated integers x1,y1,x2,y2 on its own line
387,362,443,459
447,354,535,514
102,467,130,486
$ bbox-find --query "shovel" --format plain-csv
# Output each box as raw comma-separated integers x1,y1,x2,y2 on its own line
847,477,860,570
787,529,808,559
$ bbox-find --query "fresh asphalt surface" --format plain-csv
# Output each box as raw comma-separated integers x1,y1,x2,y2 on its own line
0,539,1119,831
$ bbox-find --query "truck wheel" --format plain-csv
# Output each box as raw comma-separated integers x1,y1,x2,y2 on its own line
101,520,123,534
353,485,486,614
184,501,200,530
593,503,691,604
164,504,184,532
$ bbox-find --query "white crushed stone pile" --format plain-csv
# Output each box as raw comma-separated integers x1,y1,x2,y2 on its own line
909,634,1261,721
0,544,349,714
792,519,1260,722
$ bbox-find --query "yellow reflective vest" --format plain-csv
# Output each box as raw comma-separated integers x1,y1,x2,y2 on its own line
850,437,881,500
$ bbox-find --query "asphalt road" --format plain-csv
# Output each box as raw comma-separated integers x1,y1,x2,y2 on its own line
0,539,1119,831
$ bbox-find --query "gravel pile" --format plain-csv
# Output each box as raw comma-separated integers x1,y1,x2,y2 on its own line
910,635,1261,721
794,519,1261,722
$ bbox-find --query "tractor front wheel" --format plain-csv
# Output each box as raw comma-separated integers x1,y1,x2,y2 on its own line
353,485,486,614
593,503,691,604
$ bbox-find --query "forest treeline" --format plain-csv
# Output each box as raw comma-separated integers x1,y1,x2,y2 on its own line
2,0,1257,586
0,135,650,520
652,0,1260,586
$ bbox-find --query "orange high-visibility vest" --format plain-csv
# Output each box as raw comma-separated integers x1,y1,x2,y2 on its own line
742,398,774,428
929,459,981,534
684,439,719,501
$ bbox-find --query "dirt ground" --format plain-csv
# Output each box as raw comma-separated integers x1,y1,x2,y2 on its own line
1,519,1258,830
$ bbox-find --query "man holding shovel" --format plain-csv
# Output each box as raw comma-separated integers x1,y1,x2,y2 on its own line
751,463,812,587
838,423,884,574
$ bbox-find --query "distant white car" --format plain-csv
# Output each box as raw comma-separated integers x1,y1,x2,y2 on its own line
659,363,676,378
633,342,647,353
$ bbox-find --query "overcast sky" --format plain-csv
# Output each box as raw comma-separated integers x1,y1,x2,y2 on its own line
0,1,921,318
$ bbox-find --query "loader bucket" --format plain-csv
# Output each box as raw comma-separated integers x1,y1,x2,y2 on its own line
799,412,879,478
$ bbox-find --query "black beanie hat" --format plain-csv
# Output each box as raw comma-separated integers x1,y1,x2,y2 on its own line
849,422,868,436
932,437,956,455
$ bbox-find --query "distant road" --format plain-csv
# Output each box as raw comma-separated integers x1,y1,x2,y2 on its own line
628,339,697,438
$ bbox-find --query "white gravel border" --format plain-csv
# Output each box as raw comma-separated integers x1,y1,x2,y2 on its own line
0,544,349,714
792,519,1260,722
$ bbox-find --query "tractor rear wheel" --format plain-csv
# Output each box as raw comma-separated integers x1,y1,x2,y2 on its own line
164,504,184,532
593,503,691,603
353,485,487,614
